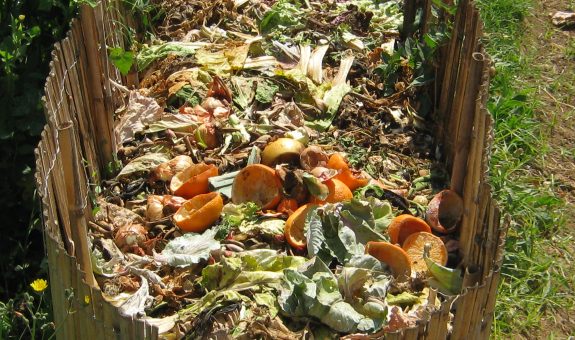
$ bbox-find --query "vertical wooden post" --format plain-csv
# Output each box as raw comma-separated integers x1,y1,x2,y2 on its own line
58,121,96,287
79,4,115,174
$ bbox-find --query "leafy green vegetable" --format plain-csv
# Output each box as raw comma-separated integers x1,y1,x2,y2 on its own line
154,228,220,267
302,173,329,201
387,291,423,307
137,42,206,70
278,257,386,333
116,153,170,180
201,250,306,291
144,114,198,134
259,0,304,34
305,207,324,257
168,85,202,108
424,244,463,295
255,79,279,103
231,77,255,109
239,218,284,238
222,202,260,227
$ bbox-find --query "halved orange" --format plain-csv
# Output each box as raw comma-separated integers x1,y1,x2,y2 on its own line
387,214,432,246
327,153,349,171
284,203,316,249
402,232,448,273
231,164,282,210
170,163,219,198
310,178,353,204
365,241,412,278
173,192,224,233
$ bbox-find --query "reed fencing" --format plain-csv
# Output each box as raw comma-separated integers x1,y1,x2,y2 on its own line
35,0,505,338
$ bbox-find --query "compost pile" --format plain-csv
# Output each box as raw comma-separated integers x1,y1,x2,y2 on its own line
92,0,464,338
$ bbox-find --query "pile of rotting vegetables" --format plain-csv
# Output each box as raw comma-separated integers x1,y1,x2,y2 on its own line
91,0,464,338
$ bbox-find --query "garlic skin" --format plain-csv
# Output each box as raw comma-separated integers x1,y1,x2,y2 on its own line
151,155,193,182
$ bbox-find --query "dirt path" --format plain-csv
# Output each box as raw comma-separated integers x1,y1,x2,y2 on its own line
523,0,575,337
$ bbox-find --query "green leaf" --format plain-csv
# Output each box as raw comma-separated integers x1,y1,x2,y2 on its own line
387,291,423,307
155,229,221,267
201,256,242,291
116,153,170,179
302,173,329,200
255,79,279,103
305,207,324,256
109,47,134,76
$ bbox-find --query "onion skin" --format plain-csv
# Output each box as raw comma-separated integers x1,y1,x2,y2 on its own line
300,146,329,170
114,224,148,251
146,195,187,221
261,138,305,167
201,97,225,112
151,155,193,182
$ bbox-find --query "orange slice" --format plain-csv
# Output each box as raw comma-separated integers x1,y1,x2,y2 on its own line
170,163,218,198
231,164,282,210
173,192,223,233
310,179,353,204
402,232,448,273
284,204,316,249
387,214,432,246
365,241,412,278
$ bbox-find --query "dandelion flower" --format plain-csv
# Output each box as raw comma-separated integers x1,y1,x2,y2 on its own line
84,295,91,305
30,279,48,292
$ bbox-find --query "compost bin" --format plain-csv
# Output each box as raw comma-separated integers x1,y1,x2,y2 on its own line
35,0,506,339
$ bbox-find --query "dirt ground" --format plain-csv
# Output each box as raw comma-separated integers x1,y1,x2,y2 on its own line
521,0,575,337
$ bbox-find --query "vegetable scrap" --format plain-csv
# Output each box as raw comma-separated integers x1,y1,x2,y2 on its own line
93,0,464,337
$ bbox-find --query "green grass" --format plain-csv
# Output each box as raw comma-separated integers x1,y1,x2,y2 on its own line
476,0,575,337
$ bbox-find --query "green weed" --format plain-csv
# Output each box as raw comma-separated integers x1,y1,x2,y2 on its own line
476,0,575,337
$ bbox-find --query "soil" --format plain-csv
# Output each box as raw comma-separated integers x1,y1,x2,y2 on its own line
519,0,575,338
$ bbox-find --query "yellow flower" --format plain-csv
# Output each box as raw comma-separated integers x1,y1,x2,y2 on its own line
30,279,48,292
84,295,91,305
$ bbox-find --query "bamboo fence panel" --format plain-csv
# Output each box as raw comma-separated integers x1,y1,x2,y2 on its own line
35,0,507,338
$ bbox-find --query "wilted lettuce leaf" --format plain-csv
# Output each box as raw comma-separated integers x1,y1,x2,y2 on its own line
116,153,170,180
305,207,323,257
254,292,280,318
231,77,255,109
201,250,306,291
259,0,303,33
201,256,242,291
302,173,329,201
179,289,245,319
387,291,423,307
238,218,284,237
144,114,198,134
340,199,388,244
278,258,384,333
338,255,391,304
222,202,259,227
137,42,206,70
255,79,279,103
305,200,388,265
155,228,220,267
168,85,202,108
